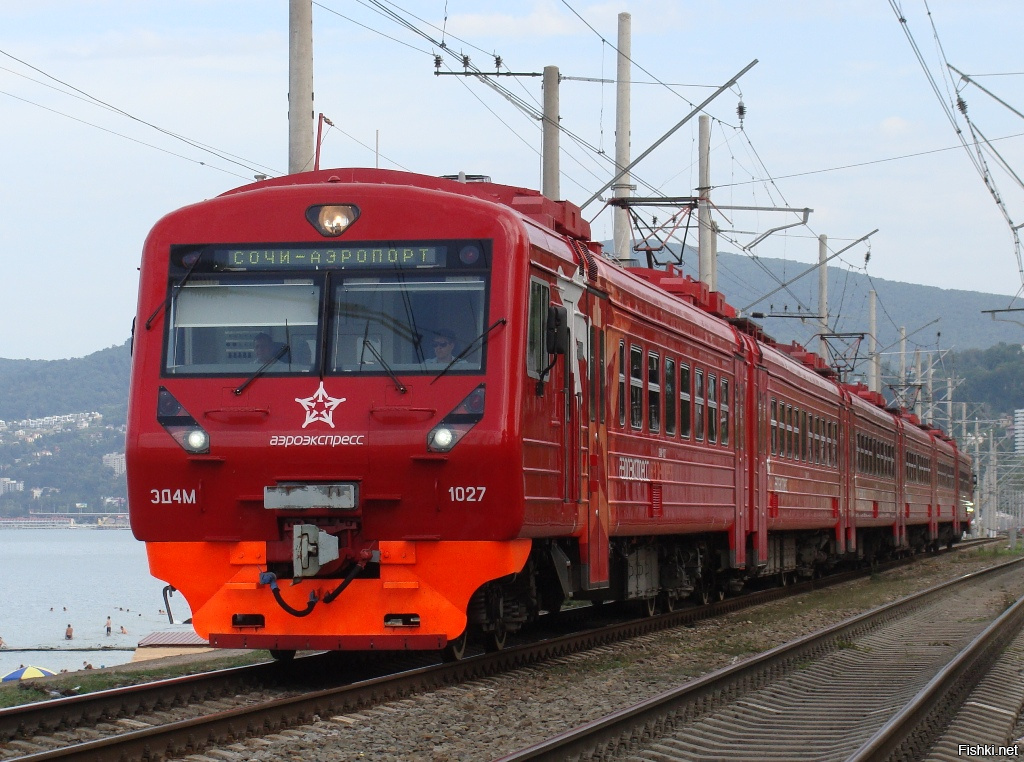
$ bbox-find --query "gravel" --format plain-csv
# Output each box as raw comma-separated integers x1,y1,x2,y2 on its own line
178,545,1019,762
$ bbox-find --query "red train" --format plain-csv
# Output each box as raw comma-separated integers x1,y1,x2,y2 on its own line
126,168,973,658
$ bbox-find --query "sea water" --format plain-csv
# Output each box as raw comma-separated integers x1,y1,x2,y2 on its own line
0,529,195,677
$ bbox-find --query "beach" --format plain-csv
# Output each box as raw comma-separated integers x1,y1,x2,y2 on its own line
0,528,195,677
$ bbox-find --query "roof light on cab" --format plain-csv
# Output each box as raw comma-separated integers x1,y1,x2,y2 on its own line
307,204,360,237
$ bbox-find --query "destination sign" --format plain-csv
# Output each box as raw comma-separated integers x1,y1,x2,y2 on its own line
213,245,446,270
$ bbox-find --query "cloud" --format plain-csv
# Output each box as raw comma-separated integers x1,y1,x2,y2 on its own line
880,116,912,137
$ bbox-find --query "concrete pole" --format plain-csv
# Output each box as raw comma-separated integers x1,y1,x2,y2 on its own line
613,13,632,262
868,289,878,393
914,349,923,420
974,419,981,535
925,353,933,424
288,0,315,174
900,327,907,406
818,234,828,362
542,66,560,200
698,115,716,288
989,429,998,536
946,377,953,433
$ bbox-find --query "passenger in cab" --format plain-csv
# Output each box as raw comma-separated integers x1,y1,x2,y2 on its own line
428,329,458,364
253,332,283,364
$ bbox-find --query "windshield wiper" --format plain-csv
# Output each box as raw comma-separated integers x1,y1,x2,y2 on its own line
145,251,204,330
430,318,507,384
234,344,290,396
363,339,407,394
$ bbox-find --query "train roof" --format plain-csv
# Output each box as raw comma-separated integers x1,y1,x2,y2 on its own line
211,168,965,455
221,167,592,241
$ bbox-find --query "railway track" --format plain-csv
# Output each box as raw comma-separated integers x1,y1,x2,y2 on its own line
0,540,1003,761
497,553,1024,762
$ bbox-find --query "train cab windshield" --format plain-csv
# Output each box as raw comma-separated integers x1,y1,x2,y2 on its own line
161,240,491,377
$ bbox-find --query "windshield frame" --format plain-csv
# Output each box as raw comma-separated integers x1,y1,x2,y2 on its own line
160,239,492,379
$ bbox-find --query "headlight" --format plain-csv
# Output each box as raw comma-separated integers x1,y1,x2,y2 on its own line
157,387,211,455
426,385,485,453
306,204,360,237
428,427,455,452
184,429,210,453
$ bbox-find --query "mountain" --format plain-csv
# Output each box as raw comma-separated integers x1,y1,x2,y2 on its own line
0,341,131,425
625,245,1023,356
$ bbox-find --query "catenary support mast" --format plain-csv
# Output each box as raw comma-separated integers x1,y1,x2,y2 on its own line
542,66,560,200
613,13,632,262
288,0,315,174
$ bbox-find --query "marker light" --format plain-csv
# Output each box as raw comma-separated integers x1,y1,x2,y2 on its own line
307,204,360,237
157,387,211,455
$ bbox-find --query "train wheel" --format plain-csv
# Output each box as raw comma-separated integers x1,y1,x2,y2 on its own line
484,623,508,652
269,649,295,662
442,630,469,662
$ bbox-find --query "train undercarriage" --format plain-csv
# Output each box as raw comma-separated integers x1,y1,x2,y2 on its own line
454,523,964,657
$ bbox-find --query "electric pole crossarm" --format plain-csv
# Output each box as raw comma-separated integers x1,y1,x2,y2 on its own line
740,229,878,313
580,59,759,211
435,71,542,77
949,64,1024,123
741,208,813,251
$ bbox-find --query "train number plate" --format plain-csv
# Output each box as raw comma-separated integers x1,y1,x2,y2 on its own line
264,483,357,510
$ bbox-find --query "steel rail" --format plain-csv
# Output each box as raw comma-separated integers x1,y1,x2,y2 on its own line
0,539,1000,760
494,554,1024,762
848,577,1024,761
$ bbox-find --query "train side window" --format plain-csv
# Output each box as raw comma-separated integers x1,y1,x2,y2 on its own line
786,404,794,458
680,364,692,439
695,368,705,441
707,375,718,443
830,421,837,467
815,417,822,464
630,345,643,430
770,398,778,455
810,415,817,463
720,378,730,446
648,352,661,433
801,410,808,461
664,358,677,436
599,330,606,424
618,341,626,427
527,280,550,379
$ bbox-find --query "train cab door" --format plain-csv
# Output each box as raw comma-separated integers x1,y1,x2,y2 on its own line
751,362,769,567
730,350,749,570
556,268,609,590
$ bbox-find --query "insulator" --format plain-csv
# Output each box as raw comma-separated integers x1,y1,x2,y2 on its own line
434,55,442,70
494,55,502,70
737,100,747,122
462,54,471,69
956,96,968,115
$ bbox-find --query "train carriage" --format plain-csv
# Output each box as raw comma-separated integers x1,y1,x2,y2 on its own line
126,168,972,658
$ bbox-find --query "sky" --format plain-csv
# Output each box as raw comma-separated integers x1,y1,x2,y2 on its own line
3,0,1024,360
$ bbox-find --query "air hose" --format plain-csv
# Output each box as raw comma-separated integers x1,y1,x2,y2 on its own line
260,560,366,618
259,572,318,617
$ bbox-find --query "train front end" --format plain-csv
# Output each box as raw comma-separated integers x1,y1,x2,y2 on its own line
126,170,531,654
